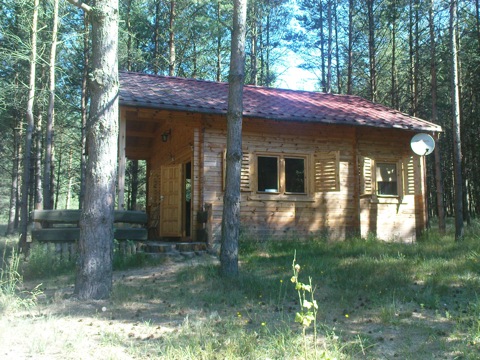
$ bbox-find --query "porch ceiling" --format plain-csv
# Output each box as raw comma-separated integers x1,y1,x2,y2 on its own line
123,109,162,160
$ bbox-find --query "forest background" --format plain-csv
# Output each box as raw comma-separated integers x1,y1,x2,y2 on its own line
0,0,478,235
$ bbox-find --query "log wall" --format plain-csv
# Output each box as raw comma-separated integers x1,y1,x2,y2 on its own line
201,117,425,242
125,106,427,243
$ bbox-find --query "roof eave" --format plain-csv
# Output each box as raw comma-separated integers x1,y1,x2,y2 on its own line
120,101,443,133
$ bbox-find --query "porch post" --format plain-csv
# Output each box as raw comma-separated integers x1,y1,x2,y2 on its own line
118,109,126,210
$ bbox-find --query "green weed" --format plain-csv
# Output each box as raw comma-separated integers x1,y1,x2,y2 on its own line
0,239,42,313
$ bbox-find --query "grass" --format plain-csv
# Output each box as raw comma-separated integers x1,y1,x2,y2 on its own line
0,220,480,358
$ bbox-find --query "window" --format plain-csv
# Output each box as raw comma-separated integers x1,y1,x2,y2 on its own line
258,156,279,192
257,155,306,194
376,163,398,196
285,158,305,193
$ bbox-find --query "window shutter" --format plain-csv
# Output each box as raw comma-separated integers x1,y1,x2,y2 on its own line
240,152,251,191
314,151,340,192
403,156,416,195
360,156,374,195
223,150,251,192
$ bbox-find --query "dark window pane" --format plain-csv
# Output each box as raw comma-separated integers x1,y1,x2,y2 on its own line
376,163,398,195
258,156,278,192
377,181,398,195
285,158,305,193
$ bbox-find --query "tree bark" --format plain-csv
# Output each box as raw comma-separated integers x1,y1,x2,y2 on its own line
220,0,248,277
249,6,258,86
216,0,222,82
19,0,40,254
326,0,332,93
367,0,377,102
80,11,89,209
73,0,119,299
319,0,326,92
168,0,176,76
390,0,398,109
450,0,464,241
347,0,354,95
334,0,341,94
6,125,20,236
429,0,445,233
153,0,161,74
34,98,43,211
43,0,60,210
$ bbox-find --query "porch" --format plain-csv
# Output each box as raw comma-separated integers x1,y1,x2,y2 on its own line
30,209,209,258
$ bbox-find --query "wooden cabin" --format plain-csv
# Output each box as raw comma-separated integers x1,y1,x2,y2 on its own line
118,71,442,245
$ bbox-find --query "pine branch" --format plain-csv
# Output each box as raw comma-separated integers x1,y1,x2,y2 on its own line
65,0,92,13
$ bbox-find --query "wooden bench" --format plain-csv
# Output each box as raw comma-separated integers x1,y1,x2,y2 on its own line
31,209,148,243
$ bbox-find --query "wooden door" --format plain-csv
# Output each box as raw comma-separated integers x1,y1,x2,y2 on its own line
160,164,183,237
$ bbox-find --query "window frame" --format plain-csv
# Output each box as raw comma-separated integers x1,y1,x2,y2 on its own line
255,153,309,196
375,162,399,197
360,155,406,200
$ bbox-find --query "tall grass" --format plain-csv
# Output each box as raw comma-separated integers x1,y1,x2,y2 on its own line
1,219,480,358
0,236,42,313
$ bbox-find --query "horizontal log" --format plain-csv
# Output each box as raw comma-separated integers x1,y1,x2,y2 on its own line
114,228,148,240
32,228,79,242
32,227,147,242
31,210,147,224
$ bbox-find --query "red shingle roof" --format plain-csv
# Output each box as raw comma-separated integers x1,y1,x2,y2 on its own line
119,71,442,132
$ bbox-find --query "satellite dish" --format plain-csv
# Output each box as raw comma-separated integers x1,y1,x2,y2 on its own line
411,133,435,156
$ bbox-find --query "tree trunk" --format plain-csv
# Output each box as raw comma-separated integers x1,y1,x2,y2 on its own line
153,0,161,74
6,125,21,236
19,0,40,254
220,0,247,277
80,11,89,209
250,13,258,85
319,0,326,92
326,0,332,93
65,148,74,209
391,0,398,108
334,0,341,94
450,0,464,241
73,0,119,300
266,11,271,86
55,136,63,209
43,0,59,210
408,0,416,115
125,0,132,71
367,0,376,102
216,0,222,82
429,0,445,233
34,99,43,211
168,0,176,76
347,0,354,95
413,0,420,117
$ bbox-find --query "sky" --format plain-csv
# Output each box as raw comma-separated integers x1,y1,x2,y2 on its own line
274,50,318,92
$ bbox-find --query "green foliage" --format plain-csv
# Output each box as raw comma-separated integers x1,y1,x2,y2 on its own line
2,221,480,357
291,251,319,359
0,239,42,313
22,243,75,280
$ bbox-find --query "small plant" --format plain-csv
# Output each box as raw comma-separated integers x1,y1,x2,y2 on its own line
0,243,42,313
291,251,318,359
